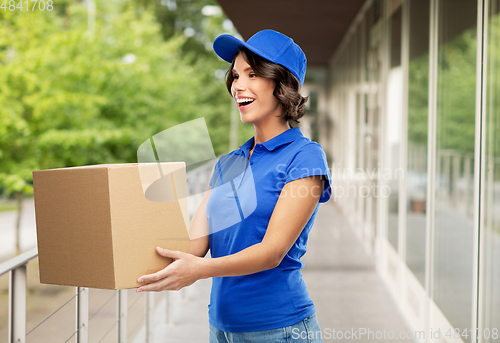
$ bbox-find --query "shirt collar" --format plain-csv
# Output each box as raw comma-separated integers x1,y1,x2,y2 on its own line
239,127,303,153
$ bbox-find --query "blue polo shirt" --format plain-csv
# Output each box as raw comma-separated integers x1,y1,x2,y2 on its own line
206,127,332,332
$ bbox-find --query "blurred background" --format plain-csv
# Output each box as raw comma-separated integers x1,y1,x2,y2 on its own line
2,0,500,342
0,0,249,341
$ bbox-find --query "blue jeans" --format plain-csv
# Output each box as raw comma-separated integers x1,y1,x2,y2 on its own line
209,313,323,343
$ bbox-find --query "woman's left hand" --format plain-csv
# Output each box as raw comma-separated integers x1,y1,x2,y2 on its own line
136,247,203,292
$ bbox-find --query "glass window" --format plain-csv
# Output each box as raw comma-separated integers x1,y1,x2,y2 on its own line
365,4,382,252
406,0,430,287
365,5,374,83
387,7,402,251
356,93,362,169
481,0,500,339
308,91,319,143
434,0,477,336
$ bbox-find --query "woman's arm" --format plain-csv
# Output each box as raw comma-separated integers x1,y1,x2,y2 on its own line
198,176,322,276
188,187,211,258
137,176,323,291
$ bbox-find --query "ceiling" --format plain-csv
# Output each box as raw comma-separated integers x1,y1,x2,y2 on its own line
215,0,366,67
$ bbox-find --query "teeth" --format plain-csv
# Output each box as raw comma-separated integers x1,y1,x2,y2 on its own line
236,98,254,103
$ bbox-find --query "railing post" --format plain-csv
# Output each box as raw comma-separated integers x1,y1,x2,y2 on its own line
117,290,128,343
451,154,460,207
443,153,451,199
76,287,89,343
9,265,27,343
145,292,155,343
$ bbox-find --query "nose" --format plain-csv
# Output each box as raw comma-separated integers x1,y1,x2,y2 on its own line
232,77,246,95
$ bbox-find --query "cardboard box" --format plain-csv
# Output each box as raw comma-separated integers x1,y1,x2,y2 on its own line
33,163,190,290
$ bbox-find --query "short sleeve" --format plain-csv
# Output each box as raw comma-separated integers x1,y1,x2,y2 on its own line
285,143,332,203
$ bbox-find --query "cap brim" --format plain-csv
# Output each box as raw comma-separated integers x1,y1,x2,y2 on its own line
213,34,271,64
213,34,246,63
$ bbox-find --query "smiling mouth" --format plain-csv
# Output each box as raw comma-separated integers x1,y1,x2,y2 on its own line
236,98,255,109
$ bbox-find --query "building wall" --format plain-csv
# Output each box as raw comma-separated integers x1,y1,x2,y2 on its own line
322,0,500,341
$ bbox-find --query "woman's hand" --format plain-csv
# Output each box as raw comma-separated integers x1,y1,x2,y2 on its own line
136,247,204,292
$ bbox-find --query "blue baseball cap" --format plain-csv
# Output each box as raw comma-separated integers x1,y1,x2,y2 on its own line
213,29,307,87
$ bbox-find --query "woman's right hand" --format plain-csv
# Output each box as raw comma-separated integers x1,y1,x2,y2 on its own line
137,247,206,292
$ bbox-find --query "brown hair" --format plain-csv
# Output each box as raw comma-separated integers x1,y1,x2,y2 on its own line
225,47,308,127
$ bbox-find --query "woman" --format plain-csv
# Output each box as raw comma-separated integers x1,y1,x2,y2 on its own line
137,29,331,343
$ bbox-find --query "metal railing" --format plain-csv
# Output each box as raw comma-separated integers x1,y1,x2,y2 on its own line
408,144,475,217
1,247,35,343
1,159,216,343
0,253,154,343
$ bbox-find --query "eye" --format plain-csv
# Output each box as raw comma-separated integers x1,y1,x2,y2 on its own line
232,74,239,80
249,73,257,78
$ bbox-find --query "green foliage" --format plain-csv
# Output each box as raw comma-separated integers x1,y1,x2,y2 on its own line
408,27,477,154
127,0,226,58
437,28,477,153
488,14,500,166
408,53,429,146
0,0,234,196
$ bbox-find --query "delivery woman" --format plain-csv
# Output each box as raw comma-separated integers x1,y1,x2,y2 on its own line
137,29,331,343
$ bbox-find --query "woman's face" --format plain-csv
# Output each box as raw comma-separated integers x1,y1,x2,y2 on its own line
230,53,281,125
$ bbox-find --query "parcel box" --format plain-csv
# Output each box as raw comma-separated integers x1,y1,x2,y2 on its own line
33,163,190,290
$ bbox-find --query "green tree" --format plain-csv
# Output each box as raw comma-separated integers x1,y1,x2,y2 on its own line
407,28,477,153
0,0,235,254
